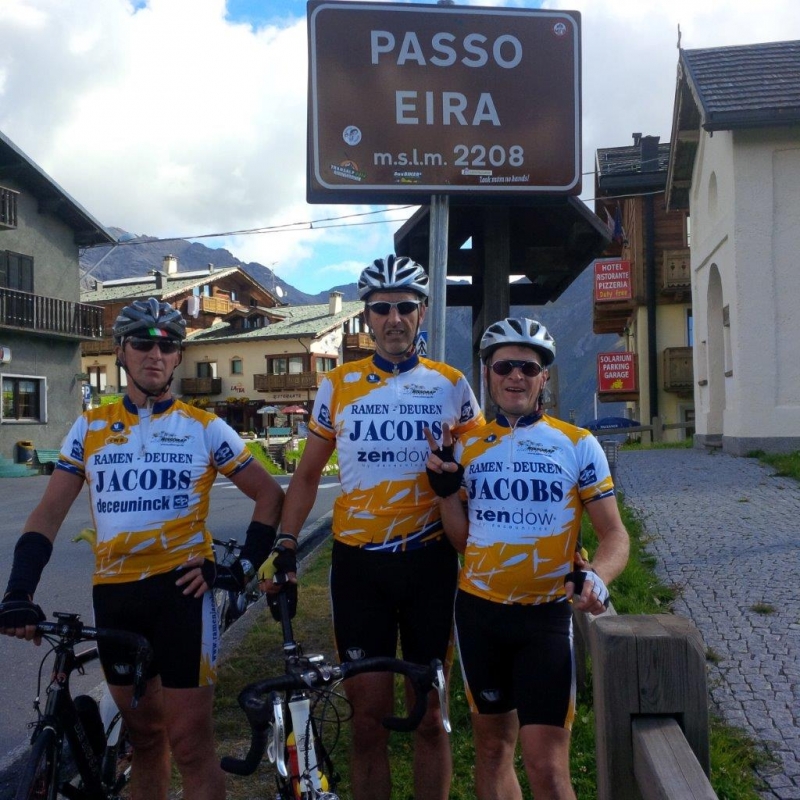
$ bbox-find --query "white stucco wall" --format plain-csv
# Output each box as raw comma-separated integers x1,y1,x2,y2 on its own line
689,125,800,453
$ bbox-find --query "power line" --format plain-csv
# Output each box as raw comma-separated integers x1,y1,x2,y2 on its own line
83,205,417,250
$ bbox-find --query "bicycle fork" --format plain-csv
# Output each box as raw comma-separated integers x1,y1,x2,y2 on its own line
269,693,330,799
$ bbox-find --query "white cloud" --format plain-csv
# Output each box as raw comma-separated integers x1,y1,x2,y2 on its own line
1,0,799,292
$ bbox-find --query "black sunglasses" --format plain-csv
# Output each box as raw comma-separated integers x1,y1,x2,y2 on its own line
366,300,422,316
490,359,544,377
127,337,182,354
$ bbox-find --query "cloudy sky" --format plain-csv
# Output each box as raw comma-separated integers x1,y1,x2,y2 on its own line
1,0,799,294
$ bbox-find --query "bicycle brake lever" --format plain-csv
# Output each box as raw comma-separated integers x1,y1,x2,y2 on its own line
271,692,288,778
432,661,451,734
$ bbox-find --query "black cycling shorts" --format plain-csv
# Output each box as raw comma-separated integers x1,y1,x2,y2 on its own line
93,568,220,689
330,537,458,667
455,590,576,730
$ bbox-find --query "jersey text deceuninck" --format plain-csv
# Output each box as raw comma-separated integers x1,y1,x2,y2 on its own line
57,396,253,585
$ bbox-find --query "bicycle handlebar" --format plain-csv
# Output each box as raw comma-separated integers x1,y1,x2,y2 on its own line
36,615,153,708
221,656,445,776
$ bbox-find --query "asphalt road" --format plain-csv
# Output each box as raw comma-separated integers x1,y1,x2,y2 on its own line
0,471,339,797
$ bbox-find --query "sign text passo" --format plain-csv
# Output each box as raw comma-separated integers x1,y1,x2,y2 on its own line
307,1,581,202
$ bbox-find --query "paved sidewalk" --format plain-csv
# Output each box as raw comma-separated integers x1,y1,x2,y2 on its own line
616,447,800,799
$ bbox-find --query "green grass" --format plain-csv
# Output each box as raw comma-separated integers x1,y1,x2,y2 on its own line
747,449,800,480
214,504,770,799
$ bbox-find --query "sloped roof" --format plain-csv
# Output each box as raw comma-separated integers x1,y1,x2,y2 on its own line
667,39,800,209
185,300,364,344
681,40,800,130
0,130,115,246
82,267,279,305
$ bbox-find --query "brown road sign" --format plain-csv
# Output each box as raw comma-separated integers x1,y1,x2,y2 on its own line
307,0,582,203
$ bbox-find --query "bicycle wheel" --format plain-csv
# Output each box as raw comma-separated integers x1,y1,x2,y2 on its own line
14,727,59,800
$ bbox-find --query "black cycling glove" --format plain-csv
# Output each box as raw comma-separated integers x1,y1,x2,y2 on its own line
426,444,465,498
0,596,46,629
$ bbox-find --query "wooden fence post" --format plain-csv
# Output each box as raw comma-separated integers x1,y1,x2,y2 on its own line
651,416,662,443
591,615,710,800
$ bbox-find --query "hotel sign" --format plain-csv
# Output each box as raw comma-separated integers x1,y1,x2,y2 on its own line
594,258,632,302
598,352,637,394
307,0,582,202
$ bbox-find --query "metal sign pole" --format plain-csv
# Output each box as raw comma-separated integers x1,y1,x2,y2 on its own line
428,194,449,363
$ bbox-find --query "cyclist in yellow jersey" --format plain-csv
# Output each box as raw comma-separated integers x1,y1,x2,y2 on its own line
274,255,484,800
1,298,284,800
425,317,630,800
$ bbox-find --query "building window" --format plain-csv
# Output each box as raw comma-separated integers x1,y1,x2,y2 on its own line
269,356,304,375
197,361,217,378
687,309,693,347
0,251,34,292
315,357,337,373
231,358,243,375
88,366,107,394
2,376,44,421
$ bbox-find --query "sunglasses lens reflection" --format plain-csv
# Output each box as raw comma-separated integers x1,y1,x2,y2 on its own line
491,360,543,377
367,301,419,316
128,339,181,354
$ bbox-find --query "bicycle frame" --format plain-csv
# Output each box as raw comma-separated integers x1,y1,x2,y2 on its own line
12,611,152,800
212,536,260,630
221,593,450,799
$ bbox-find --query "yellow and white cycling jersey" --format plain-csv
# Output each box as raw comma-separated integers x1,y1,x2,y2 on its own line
57,396,253,585
309,353,484,551
455,413,615,605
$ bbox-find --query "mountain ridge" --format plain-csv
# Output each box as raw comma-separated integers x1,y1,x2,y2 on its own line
80,230,624,425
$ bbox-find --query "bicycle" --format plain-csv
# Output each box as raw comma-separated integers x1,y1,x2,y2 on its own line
220,592,450,799
0,606,153,800
212,536,261,632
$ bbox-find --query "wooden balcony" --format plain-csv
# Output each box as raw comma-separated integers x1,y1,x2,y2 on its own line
199,295,232,315
663,347,694,393
82,336,116,356
662,248,691,293
253,372,324,392
0,288,103,340
181,377,222,395
0,185,19,229
345,332,375,350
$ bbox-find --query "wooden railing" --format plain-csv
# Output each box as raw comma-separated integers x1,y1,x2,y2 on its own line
253,371,324,392
0,288,103,340
574,606,717,798
663,346,694,392
181,377,222,395
344,332,375,350
81,336,116,355
199,295,232,315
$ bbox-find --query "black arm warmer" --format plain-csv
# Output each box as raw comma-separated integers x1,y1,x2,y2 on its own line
4,532,53,599
239,521,277,570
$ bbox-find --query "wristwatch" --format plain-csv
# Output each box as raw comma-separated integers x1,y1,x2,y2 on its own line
239,558,255,580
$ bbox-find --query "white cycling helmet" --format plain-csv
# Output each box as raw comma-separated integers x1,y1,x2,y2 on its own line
357,255,429,301
480,317,556,366
112,298,187,344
